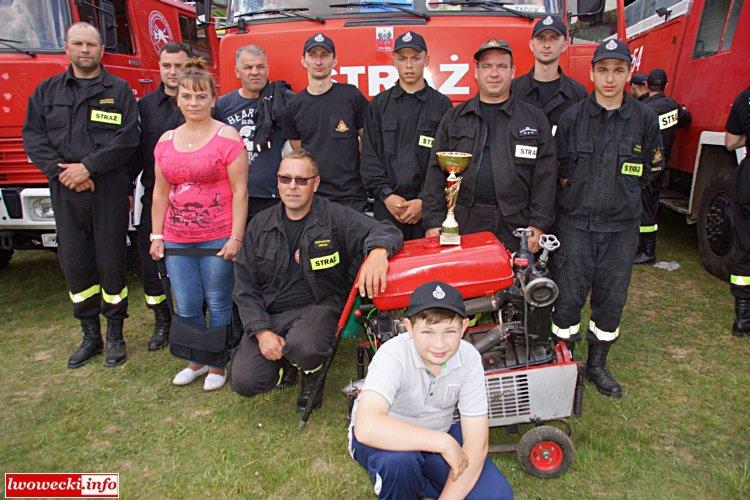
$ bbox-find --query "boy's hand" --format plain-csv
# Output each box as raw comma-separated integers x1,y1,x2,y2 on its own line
441,434,468,480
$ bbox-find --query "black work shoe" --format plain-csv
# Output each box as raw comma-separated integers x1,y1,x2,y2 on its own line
732,298,750,337
105,319,127,367
296,369,326,413
68,319,103,368
147,303,171,351
584,342,622,398
633,233,656,265
276,359,299,389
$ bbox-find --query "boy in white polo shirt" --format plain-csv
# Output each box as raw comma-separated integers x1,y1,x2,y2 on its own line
349,281,513,499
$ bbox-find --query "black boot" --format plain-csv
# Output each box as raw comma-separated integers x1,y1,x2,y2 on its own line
105,319,127,366
584,342,622,398
68,319,103,368
633,233,656,265
296,368,326,413
147,303,171,351
277,358,299,389
732,298,750,337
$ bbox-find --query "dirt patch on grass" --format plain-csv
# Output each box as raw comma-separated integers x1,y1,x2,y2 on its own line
189,408,212,418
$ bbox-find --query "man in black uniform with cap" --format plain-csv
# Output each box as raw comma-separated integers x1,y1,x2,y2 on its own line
23,22,139,367
232,149,403,412
283,33,369,210
725,86,750,337
629,73,649,100
362,31,452,239
633,68,692,264
551,39,664,397
511,15,587,137
127,43,189,351
422,38,557,253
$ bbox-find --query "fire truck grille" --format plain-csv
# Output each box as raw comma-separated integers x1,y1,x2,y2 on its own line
485,373,530,419
0,138,45,185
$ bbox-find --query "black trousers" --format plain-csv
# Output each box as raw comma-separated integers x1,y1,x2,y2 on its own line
732,162,750,300
459,201,524,253
639,171,664,234
51,175,129,321
551,221,639,344
135,200,165,308
231,301,340,397
373,199,425,240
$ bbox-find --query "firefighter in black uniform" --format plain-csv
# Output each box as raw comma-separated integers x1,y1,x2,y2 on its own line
127,43,189,351
629,73,649,100
422,38,557,253
633,68,692,264
232,150,403,412
551,39,664,397
725,86,750,337
362,31,452,240
22,23,139,368
511,15,587,137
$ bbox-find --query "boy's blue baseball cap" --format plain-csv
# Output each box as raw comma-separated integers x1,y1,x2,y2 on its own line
406,281,466,318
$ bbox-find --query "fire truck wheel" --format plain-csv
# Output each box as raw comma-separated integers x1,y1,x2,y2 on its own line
697,171,735,280
0,248,13,271
517,425,574,478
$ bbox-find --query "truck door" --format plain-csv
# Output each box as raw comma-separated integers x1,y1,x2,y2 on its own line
74,0,154,98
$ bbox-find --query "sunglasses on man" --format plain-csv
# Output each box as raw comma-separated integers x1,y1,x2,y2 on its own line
277,174,318,186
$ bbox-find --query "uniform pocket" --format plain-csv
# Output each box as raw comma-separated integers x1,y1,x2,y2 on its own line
330,114,355,139
446,125,475,153
510,129,540,167
256,245,279,284
381,118,398,155
44,96,73,130
88,104,124,146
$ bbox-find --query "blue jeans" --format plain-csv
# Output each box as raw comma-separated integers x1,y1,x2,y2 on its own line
164,237,233,333
350,423,513,500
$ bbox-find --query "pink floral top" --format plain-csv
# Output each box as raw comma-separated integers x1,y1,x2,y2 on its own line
154,128,245,243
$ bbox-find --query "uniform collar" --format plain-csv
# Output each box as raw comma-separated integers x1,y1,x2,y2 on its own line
392,81,430,102
523,66,577,98
156,83,178,106
63,65,111,87
460,93,515,117
405,333,463,376
585,91,633,119
261,195,328,231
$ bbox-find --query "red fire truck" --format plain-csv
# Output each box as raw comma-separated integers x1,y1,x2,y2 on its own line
625,0,749,278
211,0,623,101
0,0,219,270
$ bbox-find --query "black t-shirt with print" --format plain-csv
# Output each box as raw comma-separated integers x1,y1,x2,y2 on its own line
282,83,368,204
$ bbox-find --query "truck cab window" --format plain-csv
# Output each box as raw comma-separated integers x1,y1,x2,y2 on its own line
692,0,743,58
0,0,71,51
75,0,134,54
179,14,213,65
569,0,619,43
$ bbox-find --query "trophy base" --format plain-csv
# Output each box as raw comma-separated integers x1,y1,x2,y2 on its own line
440,232,461,246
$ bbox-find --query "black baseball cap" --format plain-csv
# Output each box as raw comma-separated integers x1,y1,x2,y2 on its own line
592,38,632,64
647,68,668,88
630,73,648,86
303,33,335,55
406,281,467,318
532,15,567,38
474,38,513,61
394,31,427,52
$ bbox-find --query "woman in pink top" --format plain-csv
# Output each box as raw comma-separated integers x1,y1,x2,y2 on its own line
149,59,248,391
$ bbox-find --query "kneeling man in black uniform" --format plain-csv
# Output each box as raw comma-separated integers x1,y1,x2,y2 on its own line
232,149,403,412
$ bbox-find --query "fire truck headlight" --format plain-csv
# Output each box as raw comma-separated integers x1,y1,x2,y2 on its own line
31,198,55,220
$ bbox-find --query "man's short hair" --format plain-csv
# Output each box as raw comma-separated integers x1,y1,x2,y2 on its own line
235,45,267,64
408,308,464,326
160,42,190,57
280,149,319,176
65,22,103,43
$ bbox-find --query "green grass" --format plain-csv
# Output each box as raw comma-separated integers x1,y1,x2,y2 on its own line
1,210,748,498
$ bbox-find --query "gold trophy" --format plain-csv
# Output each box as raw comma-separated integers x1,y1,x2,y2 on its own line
436,151,472,246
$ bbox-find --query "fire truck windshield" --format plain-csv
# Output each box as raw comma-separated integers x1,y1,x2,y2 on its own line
0,0,71,52
228,0,562,24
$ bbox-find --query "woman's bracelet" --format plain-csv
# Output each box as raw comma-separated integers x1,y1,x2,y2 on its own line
149,233,164,242
229,236,242,243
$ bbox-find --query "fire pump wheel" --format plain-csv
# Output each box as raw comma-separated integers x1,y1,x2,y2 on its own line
517,425,574,478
